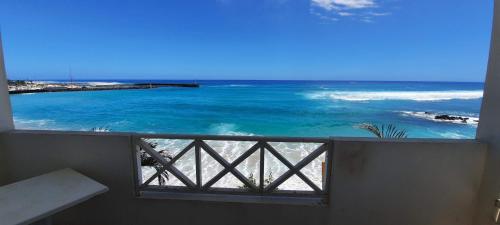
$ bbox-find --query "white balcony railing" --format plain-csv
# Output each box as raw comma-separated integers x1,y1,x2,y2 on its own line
132,134,333,205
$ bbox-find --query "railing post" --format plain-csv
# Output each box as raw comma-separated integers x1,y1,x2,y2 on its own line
131,136,144,196
324,138,335,193
259,141,265,192
195,139,202,189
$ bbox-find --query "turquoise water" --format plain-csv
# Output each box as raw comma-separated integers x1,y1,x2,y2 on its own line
10,80,484,139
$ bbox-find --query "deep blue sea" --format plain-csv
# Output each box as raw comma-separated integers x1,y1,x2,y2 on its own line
10,80,484,139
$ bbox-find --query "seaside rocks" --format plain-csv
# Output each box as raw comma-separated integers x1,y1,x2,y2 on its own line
434,114,470,123
403,111,479,125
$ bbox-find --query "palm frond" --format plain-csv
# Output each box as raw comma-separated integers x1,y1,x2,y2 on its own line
140,140,173,185
359,123,408,139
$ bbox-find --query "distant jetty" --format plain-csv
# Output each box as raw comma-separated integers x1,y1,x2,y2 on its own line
8,81,199,94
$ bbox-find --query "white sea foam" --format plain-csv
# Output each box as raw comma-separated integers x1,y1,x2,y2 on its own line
14,117,59,130
400,111,479,125
211,84,254,88
209,123,255,136
228,84,253,87
86,82,122,86
439,132,469,139
306,90,483,101
141,124,325,190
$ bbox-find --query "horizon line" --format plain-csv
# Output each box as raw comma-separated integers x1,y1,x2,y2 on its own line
6,78,486,83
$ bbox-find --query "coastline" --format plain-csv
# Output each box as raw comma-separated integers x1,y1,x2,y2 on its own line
8,81,199,94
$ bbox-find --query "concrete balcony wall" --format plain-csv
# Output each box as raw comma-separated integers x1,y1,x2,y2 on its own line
475,1,500,224
0,33,14,132
0,130,487,225
331,139,486,225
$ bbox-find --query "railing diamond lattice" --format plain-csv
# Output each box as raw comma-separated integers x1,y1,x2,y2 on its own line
133,134,333,201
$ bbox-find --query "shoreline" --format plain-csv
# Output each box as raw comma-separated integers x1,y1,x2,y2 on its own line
8,82,199,95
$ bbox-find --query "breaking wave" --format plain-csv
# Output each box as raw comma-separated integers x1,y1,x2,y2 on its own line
14,117,59,130
305,90,483,101
86,82,122,86
141,123,325,190
439,132,469,139
209,123,255,136
210,84,254,88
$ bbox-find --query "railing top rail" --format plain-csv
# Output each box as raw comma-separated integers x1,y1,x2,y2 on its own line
9,130,483,145
133,133,330,143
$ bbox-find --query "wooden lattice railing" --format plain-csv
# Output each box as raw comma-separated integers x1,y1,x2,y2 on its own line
132,134,333,204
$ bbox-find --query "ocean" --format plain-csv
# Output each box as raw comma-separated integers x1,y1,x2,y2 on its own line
10,80,484,139
10,80,484,189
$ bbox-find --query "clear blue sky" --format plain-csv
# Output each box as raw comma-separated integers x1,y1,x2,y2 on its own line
0,0,493,81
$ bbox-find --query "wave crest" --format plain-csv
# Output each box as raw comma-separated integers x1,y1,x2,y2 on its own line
209,123,254,136
86,82,122,86
14,117,59,130
210,84,254,88
306,90,483,101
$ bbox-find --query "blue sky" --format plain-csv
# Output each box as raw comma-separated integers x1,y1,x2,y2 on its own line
0,0,493,81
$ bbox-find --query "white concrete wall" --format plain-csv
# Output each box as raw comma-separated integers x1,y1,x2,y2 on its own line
0,131,486,225
475,1,500,224
0,33,14,131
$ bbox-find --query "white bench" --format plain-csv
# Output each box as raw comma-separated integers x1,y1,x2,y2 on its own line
0,168,109,225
